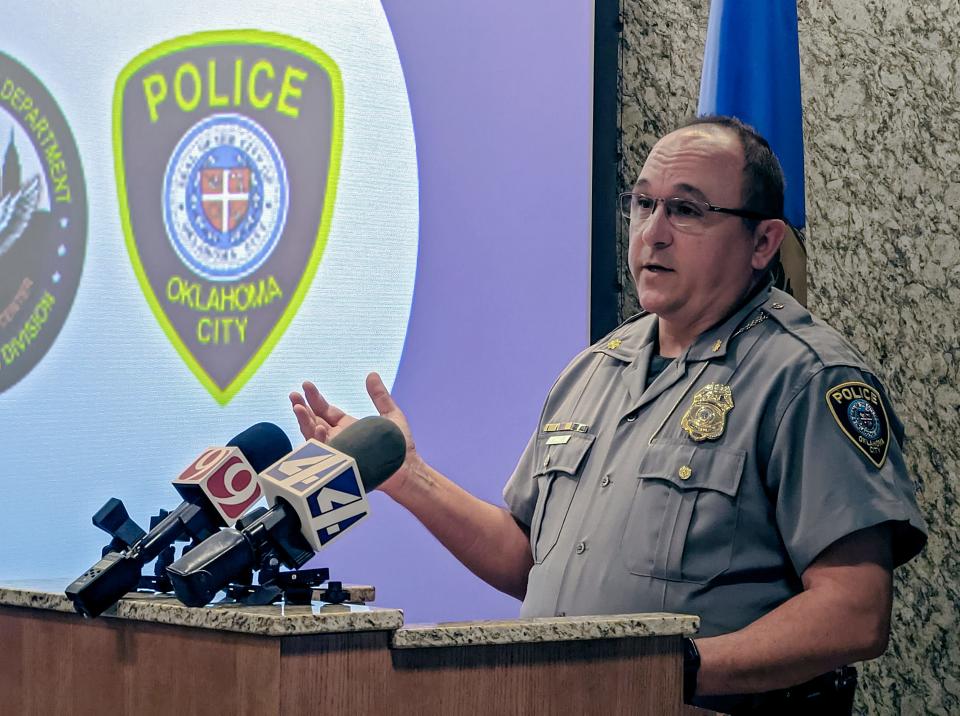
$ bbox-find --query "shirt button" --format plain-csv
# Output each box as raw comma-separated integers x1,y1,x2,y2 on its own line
600,475,611,487
625,411,638,422
679,465,693,480
575,541,586,554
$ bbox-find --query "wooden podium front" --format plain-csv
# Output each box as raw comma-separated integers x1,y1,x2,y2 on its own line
0,581,700,715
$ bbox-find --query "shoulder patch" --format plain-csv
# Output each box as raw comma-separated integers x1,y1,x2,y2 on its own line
824,381,890,469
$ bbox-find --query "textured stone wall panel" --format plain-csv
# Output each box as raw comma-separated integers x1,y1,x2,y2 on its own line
799,1,960,714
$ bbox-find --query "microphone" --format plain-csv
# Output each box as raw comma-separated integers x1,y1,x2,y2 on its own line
166,416,405,607
65,423,292,617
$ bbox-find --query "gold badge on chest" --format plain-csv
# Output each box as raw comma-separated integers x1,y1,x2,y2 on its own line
680,383,734,441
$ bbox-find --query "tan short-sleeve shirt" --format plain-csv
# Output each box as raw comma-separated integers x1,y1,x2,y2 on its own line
503,287,927,637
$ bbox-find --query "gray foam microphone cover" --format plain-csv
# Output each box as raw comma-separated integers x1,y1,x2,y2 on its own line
328,416,406,491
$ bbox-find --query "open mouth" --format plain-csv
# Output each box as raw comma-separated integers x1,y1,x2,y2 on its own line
642,263,674,273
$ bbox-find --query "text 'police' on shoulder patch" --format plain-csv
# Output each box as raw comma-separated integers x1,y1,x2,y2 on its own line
825,380,890,469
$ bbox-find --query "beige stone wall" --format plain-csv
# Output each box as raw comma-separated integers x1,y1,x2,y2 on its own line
619,1,959,713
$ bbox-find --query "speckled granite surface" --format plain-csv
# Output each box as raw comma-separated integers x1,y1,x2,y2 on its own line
392,612,698,649
0,580,398,636
798,3,959,714
619,1,957,714
2,581,697,651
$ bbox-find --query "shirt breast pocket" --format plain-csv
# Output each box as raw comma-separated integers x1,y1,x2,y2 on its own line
619,440,746,584
529,432,596,564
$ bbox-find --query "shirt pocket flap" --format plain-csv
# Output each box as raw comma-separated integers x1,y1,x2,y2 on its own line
532,431,597,478
637,440,746,497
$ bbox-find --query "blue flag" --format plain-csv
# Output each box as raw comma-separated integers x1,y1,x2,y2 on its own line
698,0,806,228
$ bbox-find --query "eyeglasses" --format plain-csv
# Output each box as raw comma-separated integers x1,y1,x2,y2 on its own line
618,192,775,233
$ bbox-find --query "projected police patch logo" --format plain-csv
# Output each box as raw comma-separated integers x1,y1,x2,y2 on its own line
115,31,343,404
0,52,87,395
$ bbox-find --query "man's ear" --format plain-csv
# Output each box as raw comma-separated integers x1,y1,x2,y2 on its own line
751,219,787,272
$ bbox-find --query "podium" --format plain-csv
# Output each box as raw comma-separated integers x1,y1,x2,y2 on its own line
0,581,701,715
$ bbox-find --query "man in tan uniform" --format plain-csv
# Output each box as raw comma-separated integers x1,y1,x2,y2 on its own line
291,116,926,713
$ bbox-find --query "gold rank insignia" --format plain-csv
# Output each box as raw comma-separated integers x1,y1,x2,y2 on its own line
680,383,734,441
606,338,622,350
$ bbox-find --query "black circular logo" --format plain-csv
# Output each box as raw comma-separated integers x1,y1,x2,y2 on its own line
0,53,87,394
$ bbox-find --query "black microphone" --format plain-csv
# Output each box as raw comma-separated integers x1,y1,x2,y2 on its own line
166,416,405,607
65,423,292,617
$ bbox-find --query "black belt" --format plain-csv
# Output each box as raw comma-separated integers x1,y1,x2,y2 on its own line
692,666,858,716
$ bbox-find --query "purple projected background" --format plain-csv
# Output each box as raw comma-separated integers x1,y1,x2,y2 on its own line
314,2,594,622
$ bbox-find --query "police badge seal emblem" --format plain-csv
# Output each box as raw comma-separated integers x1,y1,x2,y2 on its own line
163,113,288,282
0,52,87,395
680,383,734,441
825,380,890,468
114,30,343,404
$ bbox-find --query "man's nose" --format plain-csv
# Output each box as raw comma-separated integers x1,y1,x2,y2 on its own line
635,199,672,247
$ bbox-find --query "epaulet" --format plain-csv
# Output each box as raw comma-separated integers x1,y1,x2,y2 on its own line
594,310,647,343
590,310,651,358
618,309,649,327
762,289,870,368
761,289,813,334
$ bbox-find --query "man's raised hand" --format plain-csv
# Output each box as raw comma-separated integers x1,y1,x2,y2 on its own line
289,372,419,496
289,380,355,444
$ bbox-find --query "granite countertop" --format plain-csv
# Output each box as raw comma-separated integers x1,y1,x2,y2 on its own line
392,612,699,649
2,581,698,647
0,579,400,637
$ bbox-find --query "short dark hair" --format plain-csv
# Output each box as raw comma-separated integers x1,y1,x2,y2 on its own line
681,115,786,228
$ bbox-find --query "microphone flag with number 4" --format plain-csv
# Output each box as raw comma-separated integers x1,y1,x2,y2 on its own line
257,439,369,550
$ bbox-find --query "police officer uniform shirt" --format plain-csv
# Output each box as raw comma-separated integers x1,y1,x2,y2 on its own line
503,286,927,637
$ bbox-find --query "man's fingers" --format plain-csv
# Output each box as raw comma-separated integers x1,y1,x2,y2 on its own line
366,372,399,416
301,381,329,416
302,381,347,425
292,403,330,441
